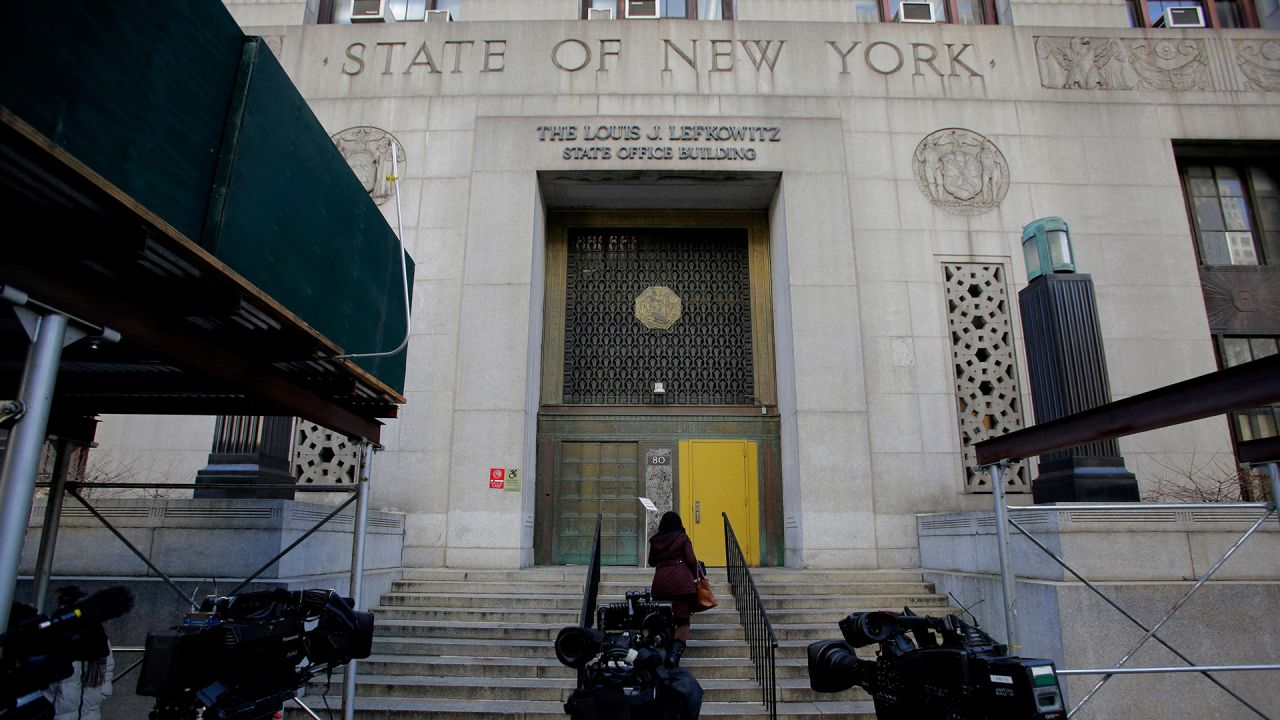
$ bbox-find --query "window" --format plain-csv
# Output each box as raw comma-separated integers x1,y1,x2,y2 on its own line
880,0,998,22
324,0,460,23
1182,163,1280,267
1218,336,1280,442
1126,0,1261,25
581,0,735,18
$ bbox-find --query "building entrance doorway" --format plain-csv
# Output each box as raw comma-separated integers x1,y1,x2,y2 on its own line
534,211,782,567
679,439,759,566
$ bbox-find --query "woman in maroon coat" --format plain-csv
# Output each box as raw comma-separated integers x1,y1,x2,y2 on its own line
649,511,699,667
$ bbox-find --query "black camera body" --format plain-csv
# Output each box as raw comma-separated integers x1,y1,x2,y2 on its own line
554,591,700,720
137,588,373,720
1,586,132,720
808,608,1066,720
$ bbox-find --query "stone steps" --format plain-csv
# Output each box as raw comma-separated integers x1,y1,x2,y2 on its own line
295,566,953,719
300,697,878,719
325,673,876,704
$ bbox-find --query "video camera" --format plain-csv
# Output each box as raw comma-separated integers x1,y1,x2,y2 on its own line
554,590,701,720
808,608,1066,720
137,588,374,720
1,586,134,720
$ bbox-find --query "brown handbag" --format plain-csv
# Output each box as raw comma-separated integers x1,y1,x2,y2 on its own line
693,567,718,612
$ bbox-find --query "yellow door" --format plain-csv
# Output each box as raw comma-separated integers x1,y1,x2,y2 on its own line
679,439,759,567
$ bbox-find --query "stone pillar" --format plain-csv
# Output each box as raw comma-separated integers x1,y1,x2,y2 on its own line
1018,273,1139,502
194,415,297,499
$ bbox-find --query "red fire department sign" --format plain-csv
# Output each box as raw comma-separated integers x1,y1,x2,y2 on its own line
489,467,505,489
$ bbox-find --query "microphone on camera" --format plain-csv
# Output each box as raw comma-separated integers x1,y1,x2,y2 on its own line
37,586,135,630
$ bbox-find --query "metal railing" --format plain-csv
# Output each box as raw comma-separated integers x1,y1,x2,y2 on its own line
722,512,778,720
578,514,603,629
572,515,604,690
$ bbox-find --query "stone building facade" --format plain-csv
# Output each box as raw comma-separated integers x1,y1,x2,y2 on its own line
92,0,1280,569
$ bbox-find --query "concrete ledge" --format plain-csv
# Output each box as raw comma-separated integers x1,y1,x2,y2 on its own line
918,507,1279,581
920,509,1280,720
23,498,406,578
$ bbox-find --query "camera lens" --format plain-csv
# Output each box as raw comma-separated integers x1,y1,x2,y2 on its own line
555,626,602,669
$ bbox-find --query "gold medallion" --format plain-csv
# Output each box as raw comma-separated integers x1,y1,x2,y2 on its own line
634,286,682,330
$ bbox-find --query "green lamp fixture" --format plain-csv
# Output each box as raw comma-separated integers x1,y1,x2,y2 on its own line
1021,216,1075,281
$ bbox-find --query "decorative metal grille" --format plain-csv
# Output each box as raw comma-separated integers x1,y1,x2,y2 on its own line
564,229,754,405
942,263,1029,492
293,422,360,485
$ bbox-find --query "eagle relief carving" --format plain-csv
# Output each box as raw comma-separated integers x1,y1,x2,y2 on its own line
1036,36,1210,91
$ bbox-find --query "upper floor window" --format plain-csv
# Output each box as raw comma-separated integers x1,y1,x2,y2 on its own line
326,0,461,23
1126,0,1260,26
1182,163,1280,267
881,0,998,23
583,0,736,19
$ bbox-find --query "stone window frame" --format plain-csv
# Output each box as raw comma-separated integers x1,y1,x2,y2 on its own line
1125,0,1261,26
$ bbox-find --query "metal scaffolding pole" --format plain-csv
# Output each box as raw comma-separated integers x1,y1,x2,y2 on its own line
342,440,373,720
987,461,1019,651
0,311,75,632
31,436,73,612
1269,463,1279,525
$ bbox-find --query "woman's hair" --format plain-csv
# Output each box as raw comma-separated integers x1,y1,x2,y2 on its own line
656,511,684,535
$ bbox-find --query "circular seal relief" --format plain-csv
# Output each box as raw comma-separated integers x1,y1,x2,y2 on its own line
635,286,682,330
913,128,1010,216
331,126,406,206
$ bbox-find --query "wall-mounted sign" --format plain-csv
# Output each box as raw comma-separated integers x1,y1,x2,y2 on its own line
490,467,521,490
536,122,781,163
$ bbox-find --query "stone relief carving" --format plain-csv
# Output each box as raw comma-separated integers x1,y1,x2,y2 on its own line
1036,36,1209,91
331,126,406,205
913,129,1009,216
1234,39,1280,92
1200,270,1280,334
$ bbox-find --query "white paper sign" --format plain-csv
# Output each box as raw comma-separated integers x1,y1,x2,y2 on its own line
638,497,659,513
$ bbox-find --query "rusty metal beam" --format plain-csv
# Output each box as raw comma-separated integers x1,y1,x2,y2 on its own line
975,354,1280,466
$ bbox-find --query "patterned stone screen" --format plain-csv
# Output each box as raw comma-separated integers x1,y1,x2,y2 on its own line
942,263,1029,493
293,422,361,485
563,228,754,405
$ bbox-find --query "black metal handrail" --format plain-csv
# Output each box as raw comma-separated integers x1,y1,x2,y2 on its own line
722,512,778,720
578,514,603,629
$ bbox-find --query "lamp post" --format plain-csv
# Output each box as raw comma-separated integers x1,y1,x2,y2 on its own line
1021,216,1075,280
1018,218,1140,503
